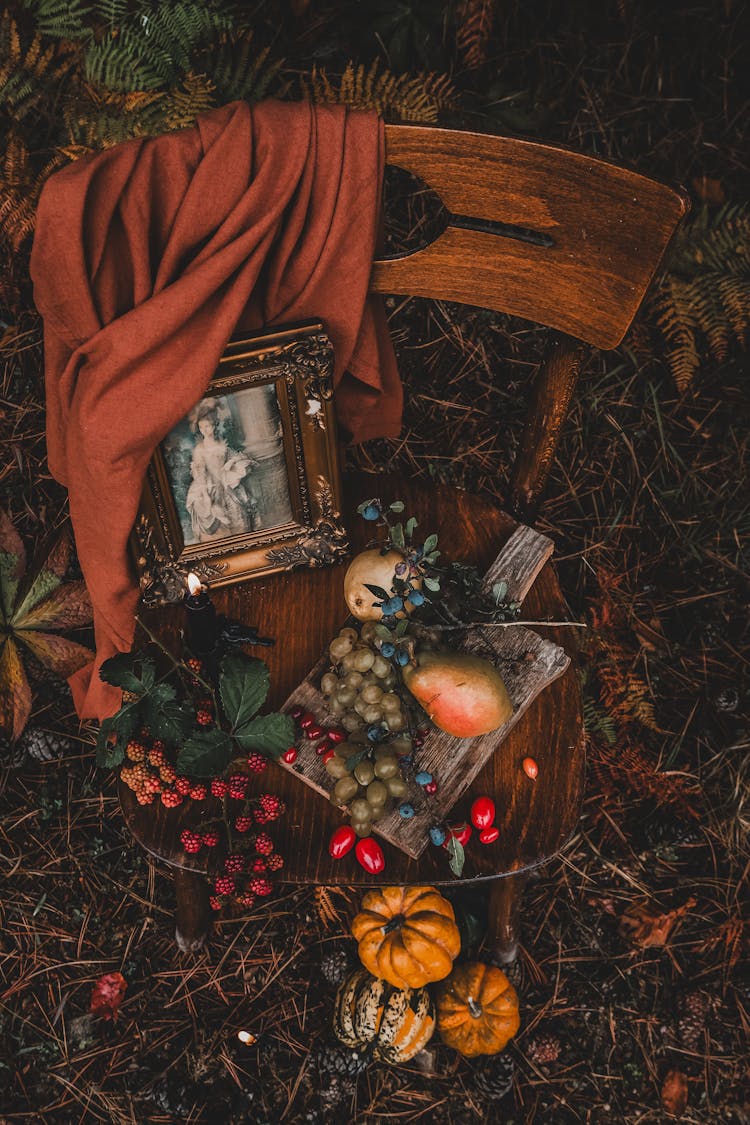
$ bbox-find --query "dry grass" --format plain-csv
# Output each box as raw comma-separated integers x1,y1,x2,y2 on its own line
1,1,749,1121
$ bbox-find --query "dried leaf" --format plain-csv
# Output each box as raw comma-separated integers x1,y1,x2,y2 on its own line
12,580,92,631
12,567,62,625
661,1069,688,1117
19,630,94,677
0,509,26,622
90,971,127,1020
0,637,32,739
618,896,697,948
314,886,352,929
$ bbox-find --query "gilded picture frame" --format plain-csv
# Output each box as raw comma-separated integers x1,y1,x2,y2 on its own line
132,321,348,606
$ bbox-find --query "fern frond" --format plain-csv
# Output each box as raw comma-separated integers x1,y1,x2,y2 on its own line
20,0,91,40
198,29,282,104
0,135,66,249
310,59,457,123
160,71,216,131
456,0,495,70
0,12,75,120
62,82,165,149
314,885,352,929
589,736,702,821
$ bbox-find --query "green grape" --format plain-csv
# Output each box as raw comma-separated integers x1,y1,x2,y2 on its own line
352,648,375,672
381,692,401,713
363,705,383,724
344,671,364,689
385,776,408,798
354,697,369,718
371,655,391,678
353,759,375,785
360,621,379,643
336,685,356,707
382,673,398,690
360,684,383,705
351,820,373,837
390,735,412,753
341,651,358,671
333,775,359,803
325,755,350,779
341,710,363,732
329,636,353,661
339,626,359,643
334,741,357,760
385,713,405,731
374,756,399,779
321,672,338,695
349,730,368,746
328,698,344,715
367,780,388,807
350,797,371,820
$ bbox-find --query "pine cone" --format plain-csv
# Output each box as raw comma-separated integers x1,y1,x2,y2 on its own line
677,990,707,1050
472,1052,514,1101
317,1071,356,1110
18,727,73,762
315,1043,369,1078
320,947,351,986
527,1034,561,1066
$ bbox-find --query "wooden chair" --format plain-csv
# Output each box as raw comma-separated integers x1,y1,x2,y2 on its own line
121,125,688,958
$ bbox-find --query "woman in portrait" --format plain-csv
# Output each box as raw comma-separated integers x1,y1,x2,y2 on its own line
185,402,261,542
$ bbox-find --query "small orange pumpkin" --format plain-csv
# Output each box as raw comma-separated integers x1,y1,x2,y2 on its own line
436,961,520,1057
351,885,461,990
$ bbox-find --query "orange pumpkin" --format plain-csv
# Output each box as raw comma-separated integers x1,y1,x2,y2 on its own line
436,962,520,1057
351,885,461,990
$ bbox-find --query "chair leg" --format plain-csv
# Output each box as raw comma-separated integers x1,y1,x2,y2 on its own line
174,866,210,953
488,874,526,965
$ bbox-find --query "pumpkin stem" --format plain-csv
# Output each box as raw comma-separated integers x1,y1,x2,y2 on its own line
467,995,483,1019
382,913,406,935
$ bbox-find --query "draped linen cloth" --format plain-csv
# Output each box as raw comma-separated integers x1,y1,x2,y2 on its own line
30,99,402,721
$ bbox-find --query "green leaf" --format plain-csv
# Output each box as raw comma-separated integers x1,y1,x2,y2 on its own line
12,569,62,626
423,551,441,564
176,728,233,778
423,576,441,592
389,501,405,513
394,618,409,637
99,652,156,695
364,583,389,599
141,693,193,743
447,836,465,877
423,533,438,554
95,707,140,768
405,517,418,540
390,522,405,550
492,580,508,602
220,651,270,730
234,711,295,757
344,747,368,772
374,624,393,639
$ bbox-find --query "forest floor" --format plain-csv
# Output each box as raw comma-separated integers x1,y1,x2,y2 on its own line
0,2,748,1122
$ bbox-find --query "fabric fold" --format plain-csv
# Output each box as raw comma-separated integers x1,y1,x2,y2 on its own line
31,98,402,721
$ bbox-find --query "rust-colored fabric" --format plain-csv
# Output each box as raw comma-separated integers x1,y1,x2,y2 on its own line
30,99,402,721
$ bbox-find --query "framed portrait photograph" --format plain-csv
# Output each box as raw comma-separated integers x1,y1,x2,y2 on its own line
132,321,348,605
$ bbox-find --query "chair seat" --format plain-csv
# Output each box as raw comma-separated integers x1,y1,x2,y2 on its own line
121,473,585,886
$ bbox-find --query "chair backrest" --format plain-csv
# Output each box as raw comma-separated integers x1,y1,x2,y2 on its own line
373,125,689,349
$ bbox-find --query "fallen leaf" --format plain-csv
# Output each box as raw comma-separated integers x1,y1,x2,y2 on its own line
0,637,32,740
661,1068,688,1118
618,896,697,948
90,971,127,1020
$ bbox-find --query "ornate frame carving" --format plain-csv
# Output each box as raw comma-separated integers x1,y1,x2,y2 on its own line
131,321,348,606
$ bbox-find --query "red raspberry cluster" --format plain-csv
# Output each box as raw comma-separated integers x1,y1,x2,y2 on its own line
179,828,221,854
208,822,286,909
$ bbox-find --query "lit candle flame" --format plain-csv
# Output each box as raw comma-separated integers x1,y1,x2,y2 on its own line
186,572,202,596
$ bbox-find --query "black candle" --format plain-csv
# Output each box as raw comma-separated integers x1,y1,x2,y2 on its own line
184,573,218,655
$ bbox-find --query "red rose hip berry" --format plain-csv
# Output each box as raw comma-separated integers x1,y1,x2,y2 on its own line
282,747,298,764
479,825,500,844
328,825,356,859
470,796,496,830
355,837,385,874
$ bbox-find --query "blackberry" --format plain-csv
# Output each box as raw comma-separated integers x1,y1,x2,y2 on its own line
472,1052,515,1101
320,947,351,986
315,1042,369,1078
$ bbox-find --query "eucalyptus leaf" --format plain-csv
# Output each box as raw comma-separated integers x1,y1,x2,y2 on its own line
234,711,295,756
345,747,368,771
394,618,409,637
447,836,465,878
405,517,418,540
423,576,441,592
389,501,405,513
423,533,438,554
176,728,233,777
492,580,508,602
220,651,270,730
374,624,393,639
390,522,405,550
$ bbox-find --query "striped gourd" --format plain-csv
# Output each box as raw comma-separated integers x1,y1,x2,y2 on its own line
333,968,436,1064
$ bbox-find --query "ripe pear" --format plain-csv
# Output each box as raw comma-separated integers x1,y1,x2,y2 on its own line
343,548,418,621
402,650,513,737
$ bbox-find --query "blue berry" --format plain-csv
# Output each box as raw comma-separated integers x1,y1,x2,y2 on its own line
398,803,415,819
380,642,395,658
396,649,410,666
362,504,380,521
429,826,446,846
415,771,433,786
399,755,414,770
382,596,404,615
406,589,425,606
367,723,387,743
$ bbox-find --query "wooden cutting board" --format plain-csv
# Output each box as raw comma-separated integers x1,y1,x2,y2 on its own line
279,525,570,858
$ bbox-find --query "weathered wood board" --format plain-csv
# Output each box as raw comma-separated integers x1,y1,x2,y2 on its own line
279,525,570,859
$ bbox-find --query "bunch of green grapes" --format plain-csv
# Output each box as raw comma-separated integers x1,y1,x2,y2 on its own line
321,623,407,735
324,733,412,836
